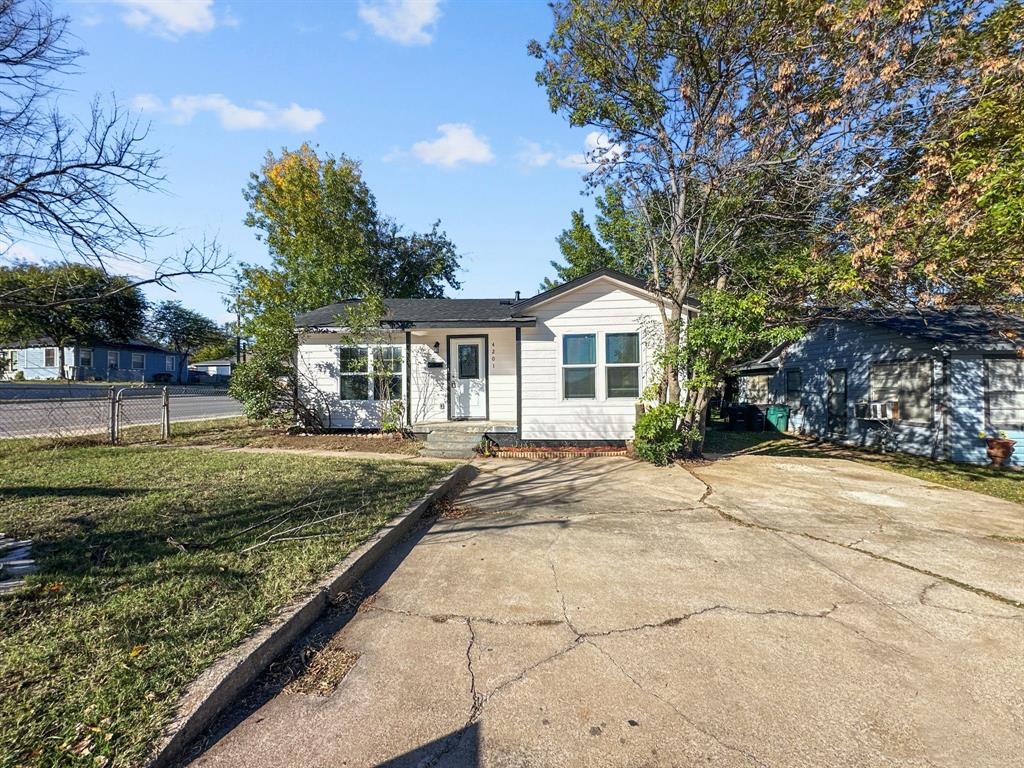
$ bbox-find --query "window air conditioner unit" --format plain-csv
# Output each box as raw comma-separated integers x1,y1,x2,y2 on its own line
857,400,900,420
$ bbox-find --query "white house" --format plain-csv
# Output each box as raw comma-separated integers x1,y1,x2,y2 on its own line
295,269,697,454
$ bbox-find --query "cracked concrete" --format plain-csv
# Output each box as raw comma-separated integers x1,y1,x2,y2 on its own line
192,456,1024,768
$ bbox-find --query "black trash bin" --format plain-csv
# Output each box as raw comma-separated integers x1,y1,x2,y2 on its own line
727,405,746,431
745,404,766,432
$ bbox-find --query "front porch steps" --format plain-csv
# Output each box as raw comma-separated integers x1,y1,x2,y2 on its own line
417,421,514,459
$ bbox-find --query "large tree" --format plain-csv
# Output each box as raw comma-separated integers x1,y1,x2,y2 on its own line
0,263,147,377
531,0,1010,454
147,301,224,383
233,144,461,422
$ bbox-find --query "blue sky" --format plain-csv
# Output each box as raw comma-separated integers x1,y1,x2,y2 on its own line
33,0,606,322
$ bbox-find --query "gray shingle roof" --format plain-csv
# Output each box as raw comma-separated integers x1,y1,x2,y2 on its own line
858,307,1024,351
295,298,531,328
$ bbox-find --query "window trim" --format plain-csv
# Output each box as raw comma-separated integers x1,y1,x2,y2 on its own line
4,350,18,370
869,358,934,425
561,333,597,400
79,347,93,368
165,355,176,372
107,350,119,370
337,344,405,403
604,332,640,399
131,352,145,370
44,347,57,367
984,356,1024,432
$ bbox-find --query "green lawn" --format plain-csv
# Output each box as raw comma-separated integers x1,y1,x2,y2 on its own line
0,440,450,767
702,423,1023,506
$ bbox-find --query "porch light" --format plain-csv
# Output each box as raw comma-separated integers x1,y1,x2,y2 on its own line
433,341,440,355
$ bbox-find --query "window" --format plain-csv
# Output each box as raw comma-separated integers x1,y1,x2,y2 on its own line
605,333,640,398
79,348,93,368
337,345,404,402
741,375,770,404
131,353,145,370
44,348,56,367
986,358,1024,431
107,351,119,370
457,344,479,379
870,360,932,423
562,334,596,399
165,355,176,372
785,369,802,407
3,350,17,371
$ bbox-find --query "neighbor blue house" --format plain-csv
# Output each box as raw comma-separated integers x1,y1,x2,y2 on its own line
1,338,187,383
734,307,1024,467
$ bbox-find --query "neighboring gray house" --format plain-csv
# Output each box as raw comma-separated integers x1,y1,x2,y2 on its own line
1,339,187,383
188,358,236,382
734,308,1024,467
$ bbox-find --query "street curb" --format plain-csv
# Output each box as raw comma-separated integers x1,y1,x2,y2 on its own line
146,462,478,768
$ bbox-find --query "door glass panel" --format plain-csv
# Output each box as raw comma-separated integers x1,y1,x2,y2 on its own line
458,344,479,379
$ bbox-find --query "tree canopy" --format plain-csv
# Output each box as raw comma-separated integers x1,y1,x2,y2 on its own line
0,262,147,377
147,301,224,381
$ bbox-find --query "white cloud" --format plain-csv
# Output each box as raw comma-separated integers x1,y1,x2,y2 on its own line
405,123,494,168
358,0,441,45
0,241,41,265
558,131,624,170
114,1,217,38
133,93,325,133
516,140,554,170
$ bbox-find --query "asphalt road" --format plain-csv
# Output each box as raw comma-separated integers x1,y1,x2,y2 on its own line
0,392,242,438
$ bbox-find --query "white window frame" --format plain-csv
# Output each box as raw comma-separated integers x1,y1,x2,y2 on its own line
337,344,405,402
165,355,176,372
79,348,93,368
107,350,119,370
985,358,1024,432
870,359,933,424
44,347,57,367
605,332,640,399
561,333,598,400
131,352,145,370
5,349,19,370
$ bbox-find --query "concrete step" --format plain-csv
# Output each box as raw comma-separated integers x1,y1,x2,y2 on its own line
426,436,483,449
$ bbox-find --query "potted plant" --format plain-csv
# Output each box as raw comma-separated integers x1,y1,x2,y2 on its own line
979,431,1016,468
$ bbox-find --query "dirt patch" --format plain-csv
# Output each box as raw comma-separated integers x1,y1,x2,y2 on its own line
281,639,361,697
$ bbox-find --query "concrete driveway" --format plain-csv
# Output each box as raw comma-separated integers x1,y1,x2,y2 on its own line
193,455,1023,768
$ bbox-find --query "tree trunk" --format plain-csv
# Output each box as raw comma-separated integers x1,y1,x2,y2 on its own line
58,344,66,380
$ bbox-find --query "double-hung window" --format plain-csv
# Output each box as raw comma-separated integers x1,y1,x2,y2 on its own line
80,348,93,368
165,355,176,372
4,350,17,370
131,353,145,370
562,334,596,399
107,351,119,370
338,345,404,402
605,333,640,398
44,348,56,367
986,358,1024,432
870,360,932,423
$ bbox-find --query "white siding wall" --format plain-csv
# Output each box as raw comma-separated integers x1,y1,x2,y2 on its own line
298,328,518,429
409,327,517,423
520,280,672,440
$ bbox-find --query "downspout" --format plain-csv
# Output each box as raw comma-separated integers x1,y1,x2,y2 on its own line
941,351,951,461
405,331,412,428
515,327,522,442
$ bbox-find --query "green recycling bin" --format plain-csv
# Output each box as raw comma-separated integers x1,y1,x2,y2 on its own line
766,404,790,433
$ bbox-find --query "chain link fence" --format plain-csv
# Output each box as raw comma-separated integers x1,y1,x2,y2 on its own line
0,384,242,443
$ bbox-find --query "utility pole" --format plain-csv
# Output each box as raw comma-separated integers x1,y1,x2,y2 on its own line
234,290,242,364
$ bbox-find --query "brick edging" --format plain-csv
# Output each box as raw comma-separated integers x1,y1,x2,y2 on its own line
146,462,478,768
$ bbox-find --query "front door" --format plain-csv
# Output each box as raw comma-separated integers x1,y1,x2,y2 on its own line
449,337,487,420
828,368,847,435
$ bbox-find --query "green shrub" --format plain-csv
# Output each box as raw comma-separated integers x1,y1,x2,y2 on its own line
228,355,292,424
632,403,686,465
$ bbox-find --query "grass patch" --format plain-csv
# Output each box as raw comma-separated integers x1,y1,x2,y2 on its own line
0,440,450,766
15,417,423,456
703,422,1023,506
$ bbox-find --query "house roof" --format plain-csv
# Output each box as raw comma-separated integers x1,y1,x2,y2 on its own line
295,298,532,329
511,268,699,314
856,306,1024,352
5,337,175,354
295,268,693,329
189,358,236,367
733,306,1023,375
